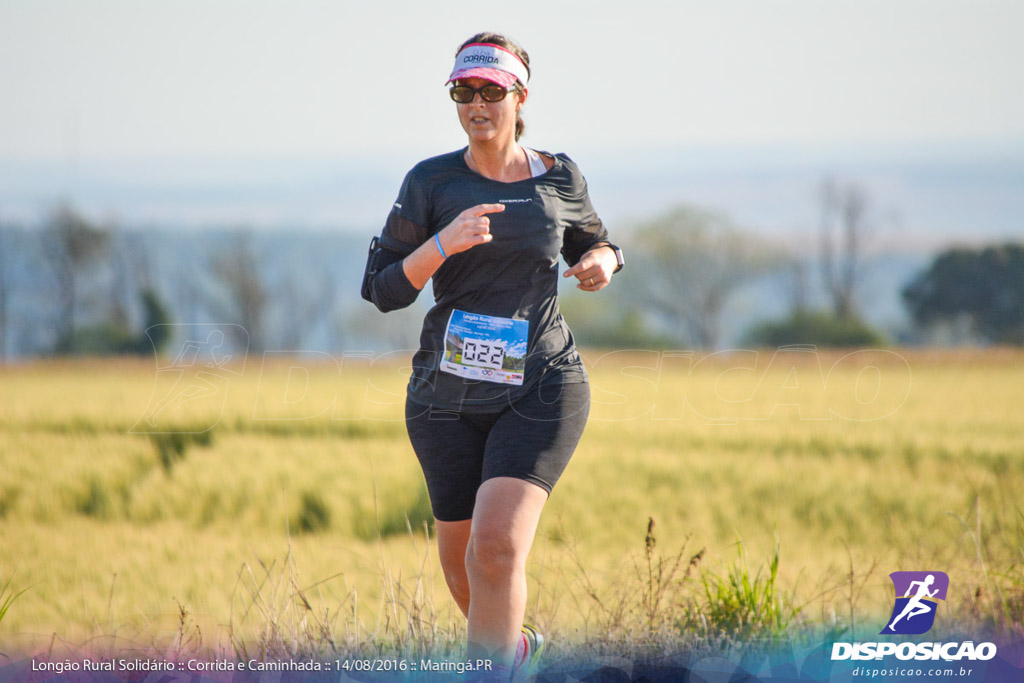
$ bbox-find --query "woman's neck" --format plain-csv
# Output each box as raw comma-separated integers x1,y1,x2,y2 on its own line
465,139,529,183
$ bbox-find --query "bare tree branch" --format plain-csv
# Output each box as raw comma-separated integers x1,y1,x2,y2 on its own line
820,178,874,320
632,206,780,349
41,204,111,352
209,231,268,354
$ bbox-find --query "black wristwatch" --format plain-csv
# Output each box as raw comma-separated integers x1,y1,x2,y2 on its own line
606,243,625,273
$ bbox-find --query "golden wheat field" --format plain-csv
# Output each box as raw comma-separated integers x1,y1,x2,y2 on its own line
0,349,1022,658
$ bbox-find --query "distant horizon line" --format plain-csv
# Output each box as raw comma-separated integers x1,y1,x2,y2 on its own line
2,136,1021,251
3,135,1023,168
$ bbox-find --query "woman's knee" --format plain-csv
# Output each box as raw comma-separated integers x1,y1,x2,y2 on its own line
465,531,523,582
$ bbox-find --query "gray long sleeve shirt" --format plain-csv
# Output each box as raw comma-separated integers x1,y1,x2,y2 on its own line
362,148,610,411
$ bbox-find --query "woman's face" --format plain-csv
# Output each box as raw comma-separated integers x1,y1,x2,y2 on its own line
454,77,525,145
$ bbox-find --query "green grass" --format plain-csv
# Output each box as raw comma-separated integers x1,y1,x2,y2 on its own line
0,351,1022,658
699,537,799,642
0,570,28,627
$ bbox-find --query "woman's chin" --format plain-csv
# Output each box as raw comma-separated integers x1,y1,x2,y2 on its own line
463,123,509,145
466,130,496,144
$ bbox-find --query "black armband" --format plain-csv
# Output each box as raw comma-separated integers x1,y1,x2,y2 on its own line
360,236,383,301
360,236,420,312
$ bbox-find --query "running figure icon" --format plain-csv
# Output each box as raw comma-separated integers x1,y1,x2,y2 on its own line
888,574,938,631
881,570,949,635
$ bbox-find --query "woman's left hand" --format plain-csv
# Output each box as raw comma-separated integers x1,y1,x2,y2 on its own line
563,245,618,292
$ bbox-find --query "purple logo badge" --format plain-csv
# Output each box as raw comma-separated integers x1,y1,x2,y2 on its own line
881,571,949,635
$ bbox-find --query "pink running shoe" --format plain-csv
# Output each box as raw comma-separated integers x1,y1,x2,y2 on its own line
511,623,544,679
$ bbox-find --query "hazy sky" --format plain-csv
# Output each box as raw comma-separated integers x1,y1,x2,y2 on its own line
2,0,1023,164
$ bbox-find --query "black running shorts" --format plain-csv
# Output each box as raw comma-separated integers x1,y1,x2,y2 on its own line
405,381,590,522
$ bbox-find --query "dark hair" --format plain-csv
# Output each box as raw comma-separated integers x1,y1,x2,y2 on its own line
456,32,530,141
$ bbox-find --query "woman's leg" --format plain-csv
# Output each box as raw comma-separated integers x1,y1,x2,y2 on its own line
463,382,590,666
435,519,473,617
406,399,489,617
464,476,548,666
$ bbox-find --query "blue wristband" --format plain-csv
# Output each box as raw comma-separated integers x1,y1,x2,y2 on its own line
434,233,448,259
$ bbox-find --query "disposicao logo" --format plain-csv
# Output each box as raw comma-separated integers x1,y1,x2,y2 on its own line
881,571,948,635
831,570,998,663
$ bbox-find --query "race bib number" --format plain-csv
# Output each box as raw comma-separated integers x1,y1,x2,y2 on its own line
440,309,528,385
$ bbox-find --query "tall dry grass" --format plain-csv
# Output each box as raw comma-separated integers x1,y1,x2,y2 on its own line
1,351,1022,662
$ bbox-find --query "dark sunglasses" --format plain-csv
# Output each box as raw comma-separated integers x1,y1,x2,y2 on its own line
449,83,512,104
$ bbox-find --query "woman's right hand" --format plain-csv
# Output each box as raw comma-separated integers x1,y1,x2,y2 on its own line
402,203,505,290
437,204,505,256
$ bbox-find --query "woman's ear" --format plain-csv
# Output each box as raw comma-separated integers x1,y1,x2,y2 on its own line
517,86,529,109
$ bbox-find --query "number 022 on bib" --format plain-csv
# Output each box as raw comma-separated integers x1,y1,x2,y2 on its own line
440,309,529,386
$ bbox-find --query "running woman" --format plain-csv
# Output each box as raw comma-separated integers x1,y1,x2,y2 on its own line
361,32,623,679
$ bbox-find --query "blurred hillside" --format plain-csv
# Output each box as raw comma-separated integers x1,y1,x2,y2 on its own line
2,142,1022,242
1,143,1021,359
0,215,930,360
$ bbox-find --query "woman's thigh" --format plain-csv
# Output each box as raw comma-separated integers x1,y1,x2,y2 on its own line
481,381,590,494
405,398,490,522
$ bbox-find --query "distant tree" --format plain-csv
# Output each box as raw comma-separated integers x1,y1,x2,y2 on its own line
791,258,809,314
902,242,1024,344
274,268,335,350
210,231,267,353
819,178,873,320
106,227,154,331
558,289,674,349
41,204,111,352
55,287,173,356
70,322,138,355
630,205,780,349
137,288,173,354
744,310,887,348
175,259,204,340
